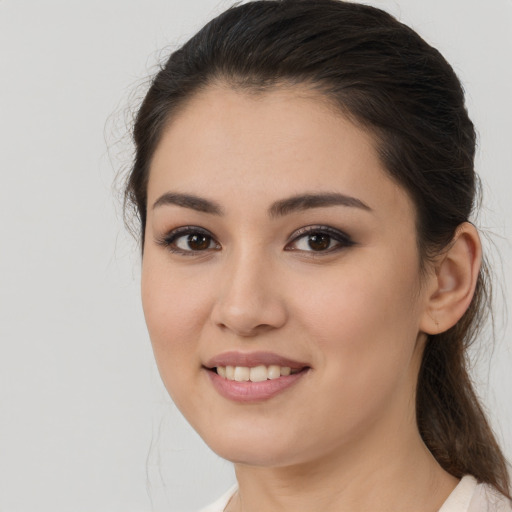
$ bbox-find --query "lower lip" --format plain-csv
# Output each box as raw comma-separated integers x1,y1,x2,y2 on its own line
206,369,308,403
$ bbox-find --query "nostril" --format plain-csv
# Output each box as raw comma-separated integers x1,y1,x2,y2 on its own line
211,285,288,335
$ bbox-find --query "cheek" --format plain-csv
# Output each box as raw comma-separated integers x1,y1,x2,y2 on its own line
141,256,212,366
141,257,217,417
294,254,423,390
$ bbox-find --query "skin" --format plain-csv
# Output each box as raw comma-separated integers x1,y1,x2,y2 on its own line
141,85,480,512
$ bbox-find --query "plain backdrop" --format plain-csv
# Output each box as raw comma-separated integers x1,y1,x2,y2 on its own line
0,1,510,511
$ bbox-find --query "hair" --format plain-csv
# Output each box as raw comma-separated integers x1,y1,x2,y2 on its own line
124,0,510,498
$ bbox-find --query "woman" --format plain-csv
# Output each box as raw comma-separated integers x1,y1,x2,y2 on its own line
123,1,511,510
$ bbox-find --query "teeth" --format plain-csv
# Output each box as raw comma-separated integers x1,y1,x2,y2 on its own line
215,365,297,382
249,365,268,382
280,366,291,376
268,365,281,380
234,366,250,382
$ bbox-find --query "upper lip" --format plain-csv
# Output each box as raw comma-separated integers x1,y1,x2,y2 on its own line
204,351,309,370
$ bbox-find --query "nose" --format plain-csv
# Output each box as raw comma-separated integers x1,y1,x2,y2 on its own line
210,250,288,337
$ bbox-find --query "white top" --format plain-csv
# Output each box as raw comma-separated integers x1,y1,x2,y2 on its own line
199,476,511,512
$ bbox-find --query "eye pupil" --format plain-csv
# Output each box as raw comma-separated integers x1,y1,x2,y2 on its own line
188,234,210,250
308,233,330,251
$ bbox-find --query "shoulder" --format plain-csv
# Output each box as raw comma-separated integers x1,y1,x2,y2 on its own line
440,475,512,512
468,482,512,512
197,485,238,512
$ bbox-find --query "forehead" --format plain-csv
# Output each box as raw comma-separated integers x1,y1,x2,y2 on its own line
147,84,413,220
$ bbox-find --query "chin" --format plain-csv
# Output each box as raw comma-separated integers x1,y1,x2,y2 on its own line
196,421,302,467
213,443,299,467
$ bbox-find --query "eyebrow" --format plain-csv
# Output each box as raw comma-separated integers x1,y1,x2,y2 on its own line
152,192,224,215
152,191,371,217
268,192,372,218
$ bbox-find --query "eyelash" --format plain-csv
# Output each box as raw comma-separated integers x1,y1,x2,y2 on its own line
156,226,221,256
286,225,355,254
156,225,355,256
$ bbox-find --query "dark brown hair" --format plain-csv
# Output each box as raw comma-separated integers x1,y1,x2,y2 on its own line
124,0,510,497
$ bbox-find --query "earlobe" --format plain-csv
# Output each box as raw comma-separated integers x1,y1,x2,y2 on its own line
420,223,482,335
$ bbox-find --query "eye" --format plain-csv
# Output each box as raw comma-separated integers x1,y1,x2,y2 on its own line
286,226,354,253
156,226,221,255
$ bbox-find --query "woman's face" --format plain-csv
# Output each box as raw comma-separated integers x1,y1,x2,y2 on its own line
142,85,433,467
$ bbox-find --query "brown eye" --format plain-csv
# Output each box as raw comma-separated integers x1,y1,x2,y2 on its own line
159,227,221,254
285,226,355,254
307,233,331,251
175,232,217,252
187,233,211,251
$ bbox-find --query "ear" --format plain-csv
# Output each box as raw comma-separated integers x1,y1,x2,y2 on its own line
420,222,482,335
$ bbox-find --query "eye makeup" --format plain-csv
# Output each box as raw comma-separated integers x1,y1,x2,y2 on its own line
154,225,221,256
154,222,355,257
285,225,355,254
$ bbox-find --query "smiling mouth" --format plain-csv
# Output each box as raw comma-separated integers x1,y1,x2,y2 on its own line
205,363,310,402
203,351,311,401
212,365,304,382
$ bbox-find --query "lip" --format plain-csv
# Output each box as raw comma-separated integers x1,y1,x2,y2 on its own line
206,369,309,403
203,351,311,403
204,351,308,370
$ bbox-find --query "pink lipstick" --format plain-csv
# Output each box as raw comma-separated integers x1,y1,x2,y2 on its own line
204,351,310,403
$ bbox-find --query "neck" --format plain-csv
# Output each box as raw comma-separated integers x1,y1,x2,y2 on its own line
227,414,458,512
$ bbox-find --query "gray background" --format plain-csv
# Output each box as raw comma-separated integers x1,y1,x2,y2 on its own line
0,1,510,510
